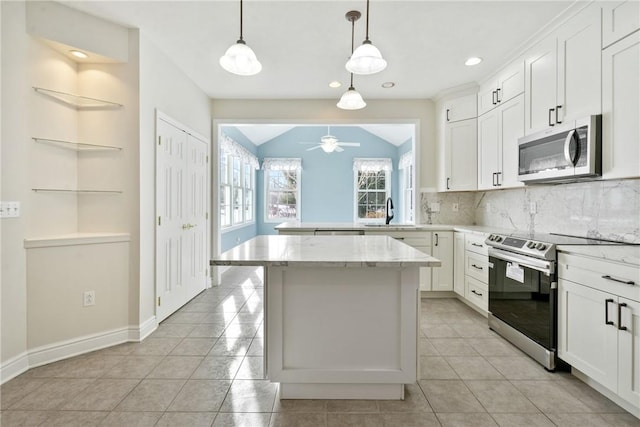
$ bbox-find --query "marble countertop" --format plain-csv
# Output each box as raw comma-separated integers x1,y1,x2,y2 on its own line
557,244,640,267
211,235,441,268
274,221,514,235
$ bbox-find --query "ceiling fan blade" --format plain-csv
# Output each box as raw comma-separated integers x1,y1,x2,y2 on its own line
335,146,344,152
336,142,360,147
306,145,323,151
299,142,317,145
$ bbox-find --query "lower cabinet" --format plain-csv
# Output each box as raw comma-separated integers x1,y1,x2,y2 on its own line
431,232,454,291
462,232,490,312
558,252,640,413
453,232,465,296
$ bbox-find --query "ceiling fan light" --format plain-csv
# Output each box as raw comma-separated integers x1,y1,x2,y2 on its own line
337,87,367,110
321,143,337,153
346,41,387,75
219,40,262,76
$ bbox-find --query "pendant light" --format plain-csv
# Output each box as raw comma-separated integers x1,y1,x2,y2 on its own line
337,11,367,110
219,0,262,76
346,0,387,75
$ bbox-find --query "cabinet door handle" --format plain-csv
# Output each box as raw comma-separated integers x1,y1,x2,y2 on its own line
471,264,483,270
555,105,562,124
496,88,501,103
471,289,483,296
492,91,497,105
618,302,628,331
435,233,439,246
602,275,636,285
492,172,497,187
446,109,450,122
394,237,405,241
496,172,502,186
471,243,483,248
548,108,555,127
605,298,615,326
446,177,450,190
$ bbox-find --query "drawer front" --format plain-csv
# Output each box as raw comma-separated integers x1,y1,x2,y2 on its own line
365,231,432,248
465,233,489,256
466,276,488,311
558,253,640,302
466,251,489,283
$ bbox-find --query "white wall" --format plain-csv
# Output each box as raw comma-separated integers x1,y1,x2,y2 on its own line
138,33,212,327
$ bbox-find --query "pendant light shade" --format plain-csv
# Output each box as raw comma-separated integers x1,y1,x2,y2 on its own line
337,86,367,110
346,0,387,75
220,0,262,76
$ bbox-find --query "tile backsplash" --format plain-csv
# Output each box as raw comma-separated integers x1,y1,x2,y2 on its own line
421,178,640,243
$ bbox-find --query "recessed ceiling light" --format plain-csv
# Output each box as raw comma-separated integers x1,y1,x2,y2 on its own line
329,81,342,88
465,57,482,66
381,82,395,88
70,50,89,59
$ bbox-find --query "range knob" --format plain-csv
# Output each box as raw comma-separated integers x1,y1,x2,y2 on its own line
488,235,495,241
495,236,503,242
527,241,536,249
536,243,547,251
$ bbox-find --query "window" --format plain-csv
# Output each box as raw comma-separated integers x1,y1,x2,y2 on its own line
353,158,392,223
220,135,258,228
263,158,302,222
399,151,414,223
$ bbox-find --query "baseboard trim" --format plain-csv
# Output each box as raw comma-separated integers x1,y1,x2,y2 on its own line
1,318,158,385
572,368,640,419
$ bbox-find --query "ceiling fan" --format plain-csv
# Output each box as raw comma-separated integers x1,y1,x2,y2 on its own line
299,126,360,153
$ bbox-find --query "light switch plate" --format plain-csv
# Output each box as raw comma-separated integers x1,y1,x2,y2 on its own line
0,201,20,218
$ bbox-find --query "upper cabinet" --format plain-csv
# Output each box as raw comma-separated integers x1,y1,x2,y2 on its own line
443,94,477,123
602,1,640,48
478,61,524,117
524,4,602,135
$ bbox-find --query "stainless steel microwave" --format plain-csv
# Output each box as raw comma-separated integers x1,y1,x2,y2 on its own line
518,115,601,184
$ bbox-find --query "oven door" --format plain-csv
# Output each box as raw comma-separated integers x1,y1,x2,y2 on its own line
488,248,556,351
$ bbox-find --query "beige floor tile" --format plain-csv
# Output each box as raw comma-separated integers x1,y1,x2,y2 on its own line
326,399,379,412
491,413,555,427
233,312,264,324
213,412,272,427
236,356,265,380
545,412,612,426
10,378,95,410
381,412,441,427
98,342,138,356
156,411,216,426
557,378,627,413
219,379,278,413
270,412,327,427
191,356,244,379
418,380,485,413
430,339,478,356
465,338,521,357
421,324,461,339
464,380,539,413
151,323,195,338
129,337,182,356
599,413,640,426
188,323,227,338
222,322,261,338
99,411,162,426
485,356,555,380
168,379,231,412
449,323,495,338
115,379,185,411
0,410,50,426
445,356,504,380
169,337,216,356
61,379,139,411
210,337,253,357
419,356,459,380
25,354,124,379
180,302,220,313
435,412,498,427
102,356,163,378
327,413,383,427
147,355,203,379
419,339,439,356
273,399,328,413
510,380,591,413
377,383,432,413
163,311,208,324
40,410,107,427
0,378,48,409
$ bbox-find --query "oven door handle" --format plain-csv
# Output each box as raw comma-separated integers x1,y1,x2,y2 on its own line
488,248,554,275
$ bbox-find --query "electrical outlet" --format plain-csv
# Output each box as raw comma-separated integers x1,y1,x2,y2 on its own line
452,203,459,212
430,202,440,212
83,291,95,307
0,201,21,218
530,202,537,214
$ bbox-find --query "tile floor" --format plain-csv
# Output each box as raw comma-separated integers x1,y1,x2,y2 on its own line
1,266,638,426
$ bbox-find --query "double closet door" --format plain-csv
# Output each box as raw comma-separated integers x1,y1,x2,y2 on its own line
156,114,209,322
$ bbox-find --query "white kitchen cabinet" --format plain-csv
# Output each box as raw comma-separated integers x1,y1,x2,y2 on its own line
453,232,465,297
443,118,477,191
431,232,453,292
602,1,640,48
477,94,525,190
602,32,640,180
524,4,601,135
443,94,477,123
478,60,524,116
460,232,490,313
558,252,640,413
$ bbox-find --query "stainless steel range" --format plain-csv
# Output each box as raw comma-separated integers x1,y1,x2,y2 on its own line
485,232,622,370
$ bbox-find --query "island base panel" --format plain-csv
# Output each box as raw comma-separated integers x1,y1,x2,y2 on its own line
279,383,405,400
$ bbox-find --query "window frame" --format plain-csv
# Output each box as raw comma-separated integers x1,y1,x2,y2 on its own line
353,167,391,224
264,168,301,223
220,150,256,231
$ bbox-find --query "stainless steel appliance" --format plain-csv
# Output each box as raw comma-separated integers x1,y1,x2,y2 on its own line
518,115,601,184
485,232,621,370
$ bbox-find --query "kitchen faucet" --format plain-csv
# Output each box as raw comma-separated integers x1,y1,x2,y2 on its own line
385,197,394,225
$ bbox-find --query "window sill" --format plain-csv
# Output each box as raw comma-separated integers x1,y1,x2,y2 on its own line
221,222,256,233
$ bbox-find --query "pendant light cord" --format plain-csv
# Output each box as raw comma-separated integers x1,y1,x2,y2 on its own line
239,0,244,42
349,14,355,88
365,0,370,42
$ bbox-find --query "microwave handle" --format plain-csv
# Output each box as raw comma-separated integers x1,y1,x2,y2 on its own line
564,129,578,166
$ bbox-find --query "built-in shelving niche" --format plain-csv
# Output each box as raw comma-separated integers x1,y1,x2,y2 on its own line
32,188,122,194
33,137,122,151
33,87,123,109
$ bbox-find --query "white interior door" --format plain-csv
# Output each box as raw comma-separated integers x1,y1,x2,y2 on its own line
156,114,209,322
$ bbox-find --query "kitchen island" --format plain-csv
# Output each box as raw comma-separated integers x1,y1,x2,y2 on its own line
211,235,440,399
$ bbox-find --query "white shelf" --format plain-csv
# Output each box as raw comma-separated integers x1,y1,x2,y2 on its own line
33,137,122,151
32,188,122,194
24,232,130,249
33,87,123,109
